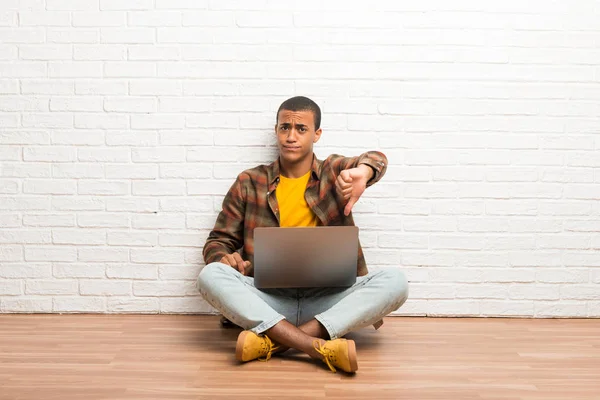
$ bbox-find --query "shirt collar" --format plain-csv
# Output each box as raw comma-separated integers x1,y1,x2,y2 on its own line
268,154,321,186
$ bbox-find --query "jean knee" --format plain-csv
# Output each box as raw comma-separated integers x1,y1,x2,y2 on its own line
196,262,231,293
379,268,409,306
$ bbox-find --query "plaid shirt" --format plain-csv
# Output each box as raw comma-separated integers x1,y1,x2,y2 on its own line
203,151,388,277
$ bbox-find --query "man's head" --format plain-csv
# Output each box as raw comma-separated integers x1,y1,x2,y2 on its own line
275,96,322,166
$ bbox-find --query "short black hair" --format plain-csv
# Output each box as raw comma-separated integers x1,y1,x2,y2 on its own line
276,96,321,130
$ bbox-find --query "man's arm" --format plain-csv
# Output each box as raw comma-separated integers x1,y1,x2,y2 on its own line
329,151,388,187
328,151,388,215
202,174,247,270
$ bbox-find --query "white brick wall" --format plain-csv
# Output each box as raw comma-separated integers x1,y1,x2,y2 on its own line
1,0,599,317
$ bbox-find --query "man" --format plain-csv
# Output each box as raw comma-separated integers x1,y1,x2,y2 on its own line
196,96,408,373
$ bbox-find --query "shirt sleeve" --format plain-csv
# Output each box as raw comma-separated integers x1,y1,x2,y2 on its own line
328,151,388,187
202,173,246,264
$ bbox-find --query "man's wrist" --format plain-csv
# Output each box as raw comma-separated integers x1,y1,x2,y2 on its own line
358,163,375,181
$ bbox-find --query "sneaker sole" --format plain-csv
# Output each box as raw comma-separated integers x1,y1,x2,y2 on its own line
347,339,358,372
235,331,251,362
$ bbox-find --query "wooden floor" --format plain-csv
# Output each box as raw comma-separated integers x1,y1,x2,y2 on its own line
0,315,599,400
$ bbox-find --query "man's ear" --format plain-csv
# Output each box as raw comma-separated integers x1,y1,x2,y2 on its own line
274,124,278,134
313,128,322,143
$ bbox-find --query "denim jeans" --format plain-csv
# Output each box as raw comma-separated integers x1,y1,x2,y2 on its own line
196,262,409,339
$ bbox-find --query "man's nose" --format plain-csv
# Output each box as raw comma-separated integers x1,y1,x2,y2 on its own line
286,130,297,141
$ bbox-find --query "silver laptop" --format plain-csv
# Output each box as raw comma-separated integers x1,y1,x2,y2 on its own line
253,226,358,289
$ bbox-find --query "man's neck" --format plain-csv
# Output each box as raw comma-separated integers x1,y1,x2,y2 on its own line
279,153,313,179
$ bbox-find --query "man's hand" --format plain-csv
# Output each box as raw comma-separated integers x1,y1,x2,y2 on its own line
336,164,374,216
220,253,251,275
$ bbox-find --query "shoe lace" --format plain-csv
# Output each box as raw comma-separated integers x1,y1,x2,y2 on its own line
313,340,337,373
257,335,280,362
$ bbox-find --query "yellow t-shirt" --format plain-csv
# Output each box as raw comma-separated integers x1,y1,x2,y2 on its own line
275,171,318,227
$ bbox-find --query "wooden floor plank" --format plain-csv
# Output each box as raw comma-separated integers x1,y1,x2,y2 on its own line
0,315,599,400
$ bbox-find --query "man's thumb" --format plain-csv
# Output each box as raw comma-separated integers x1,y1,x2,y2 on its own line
341,169,352,182
344,198,356,216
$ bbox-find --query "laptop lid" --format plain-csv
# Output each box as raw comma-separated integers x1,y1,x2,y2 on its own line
253,226,358,289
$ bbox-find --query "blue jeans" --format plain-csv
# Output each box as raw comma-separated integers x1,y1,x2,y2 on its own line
196,262,409,339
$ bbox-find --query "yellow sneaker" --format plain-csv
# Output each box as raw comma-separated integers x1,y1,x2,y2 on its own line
313,338,358,373
235,331,280,362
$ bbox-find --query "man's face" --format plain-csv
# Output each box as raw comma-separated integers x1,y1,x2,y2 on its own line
275,109,322,165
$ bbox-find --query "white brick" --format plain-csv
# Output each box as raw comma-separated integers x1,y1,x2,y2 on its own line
133,181,185,196
431,200,483,215
182,11,233,26
133,214,185,229
159,97,211,113
22,113,73,129
19,45,72,60
130,80,182,96
509,284,560,300
0,245,23,261
78,247,128,262
134,280,193,295
50,96,102,112
53,229,105,245
480,301,534,317
80,280,131,296
106,264,157,280
78,180,129,195
159,265,202,280
21,80,74,95
53,263,106,278
538,235,591,250
78,213,129,228
0,96,47,112
0,28,44,43
0,229,50,244
0,131,49,144
0,12,17,27
0,44,16,59
0,79,19,94
78,147,130,162
0,114,19,128
458,217,509,233
377,233,428,249
131,249,184,264
23,214,75,227
156,0,209,8
52,196,105,211
0,213,21,227
534,301,587,317
23,179,75,195
188,179,243,196
159,232,203,247
76,80,127,95
19,12,71,26
159,197,213,212
565,184,600,200
0,161,49,177
106,197,158,213
101,29,155,44
26,279,78,295
53,297,105,313
1,297,52,313
52,163,104,178
409,283,455,300
160,162,212,179
107,231,157,246
72,12,125,27
538,201,591,216
104,97,157,113
564,220,600,232
541,168,594,183
128,11,181,26
427,300,480,316
49,62,103,78
0,197,49,211
47,0,99,10
101,0,153,10
564,253,600,267
24,146,76,162
108,297,159,313
25,246,76,262
0,280,22,295
106,131,158,146
105,164,157,179
132,147,185,162
47,28,99,43
0,180,18,193
75,113,129,129
159,131,213,146
131,114,185,130
74,45,126,61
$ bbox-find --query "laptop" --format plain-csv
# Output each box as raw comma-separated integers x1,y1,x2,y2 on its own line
253,226,358,289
